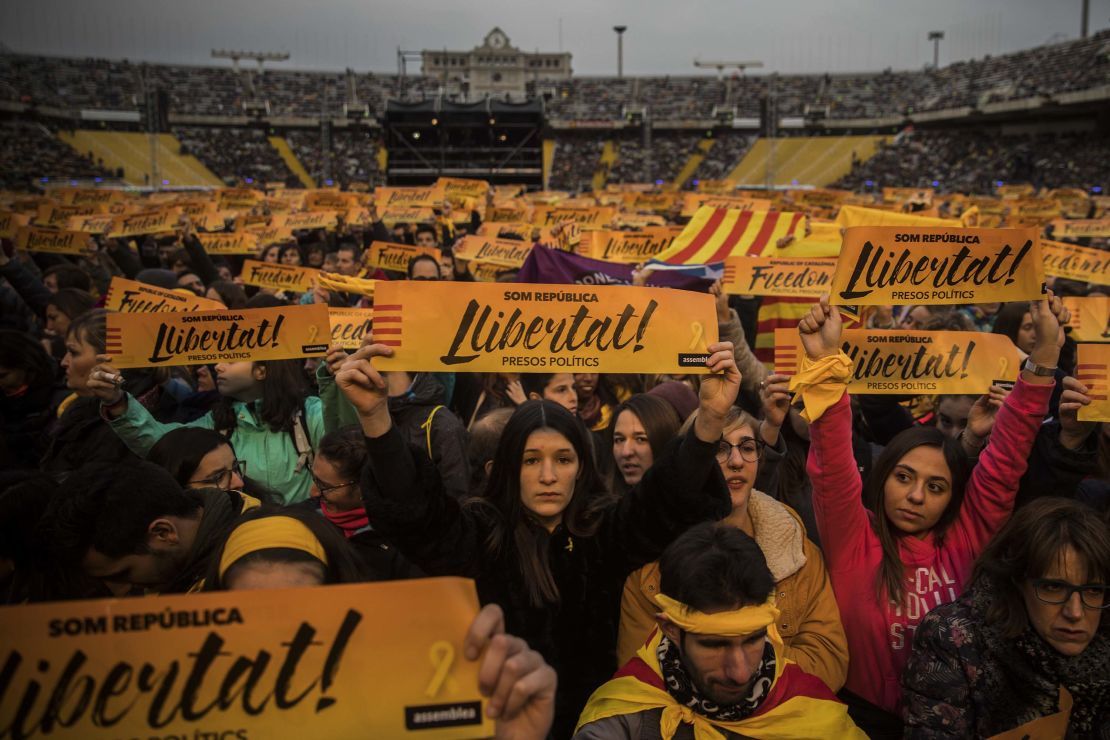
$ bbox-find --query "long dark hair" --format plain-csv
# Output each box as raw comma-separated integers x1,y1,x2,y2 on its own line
210,358,308,434
972,497,1110,638
147,427,231,486
0,329,57,393
864,425,970,606
468,400,612,607
48,288,96,323
203,506,371,590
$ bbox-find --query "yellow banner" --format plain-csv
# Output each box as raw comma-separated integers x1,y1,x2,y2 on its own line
531,206,616,229
365,241,441,273
345,207,374,227
695,179,737,194
1064,296,1110,343
680,194,771,218
35,203,105,229
176,199,218,217
997,183,1036,198
54,187,128,206
1041,239,1110,286
477,221,535,241
380,206,438,227
1011,198,1061,225
883,187,935,205
578,229,677,263
305,190,360,211
0,210,32,238
0,578,493,738
106,304,330,367
375,186,446,210
835,205,961,229
453,235,534,269
436,177,490,204
373,282,718,374
722,256,837,297
329,307,375,349
255,226,296,247
64,213,116,234
108,208,182,238
14,227,92,255
282,211,340,231
197,231,260,255
193,211,237,232
1050,218,1110,239
622,192,678,213
240,259,321,293
774,328,1021,394
104,276,225,313
217,189,264,210
831,227,1045,306
489,205,532,222
466,262,515,282
1076,344,1110,421
613,212,666,229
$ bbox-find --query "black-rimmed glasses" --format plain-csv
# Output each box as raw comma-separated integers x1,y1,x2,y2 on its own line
715,438,765,464
188,459,246,490
1029,578,1109,610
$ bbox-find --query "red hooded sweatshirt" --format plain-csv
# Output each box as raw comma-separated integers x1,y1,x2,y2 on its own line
807,377,1052,714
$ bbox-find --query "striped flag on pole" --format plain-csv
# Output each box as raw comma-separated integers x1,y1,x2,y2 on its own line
649,207,806,265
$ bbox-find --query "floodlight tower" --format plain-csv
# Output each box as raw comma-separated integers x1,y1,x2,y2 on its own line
693,59,764,107
613,26,628,78
927,31,945,69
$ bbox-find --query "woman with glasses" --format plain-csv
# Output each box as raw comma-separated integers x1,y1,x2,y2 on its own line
146,427,278,504
615,401,849,694
903,498,1110,738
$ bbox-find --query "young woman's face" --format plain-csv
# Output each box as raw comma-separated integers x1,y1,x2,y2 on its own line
1021,546,1104,657
519,428,579,530
281,249,302,266
44,304,71,337
310,454,362,513
613,410,652,486
540,374,578,414
716,424,759,512
224,560,326,590
262,246,281,263
1015,311,1036,355
882,445,953,538
61,333,99,394
934,396,973,439
188,443,245,491
574,373,599,402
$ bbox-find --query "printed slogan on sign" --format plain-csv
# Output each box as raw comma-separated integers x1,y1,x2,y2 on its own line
722,256,836,297
104,276,225,313
831,226,1045,306
106,305,330,368
0,578,493,739
774,328,1021,394
1076,344,1110,422
372,281,718,374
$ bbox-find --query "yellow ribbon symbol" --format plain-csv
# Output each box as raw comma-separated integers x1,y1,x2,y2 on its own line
688,321,705,351
997,356,1008,380
307,324,319,343
424,641,457,698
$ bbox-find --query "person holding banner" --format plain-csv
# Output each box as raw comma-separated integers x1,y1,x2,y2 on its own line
795,291,1067,736
335,339,740,738
902,498,1110,739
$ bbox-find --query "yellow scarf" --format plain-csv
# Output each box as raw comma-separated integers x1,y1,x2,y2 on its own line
786,351,852,423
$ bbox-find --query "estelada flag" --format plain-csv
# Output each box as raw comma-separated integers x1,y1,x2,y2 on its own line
649,207,805,265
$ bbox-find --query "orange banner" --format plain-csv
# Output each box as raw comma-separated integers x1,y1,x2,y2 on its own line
477,221,535,241
192,210,237,232
305,190,360,211
774,328,1021,394
831,227,1045,306
882,187,935,205
254,226,296,247
1064,296,1110,343
375,186,447,210
240,259,321,293
197,231,260,255
329,307,375,349
578,229,677,263
104,276,225,313
106,304,329,367
997,183,1036,199
63,213,116,234
489,206,532,222
1050,218,1110,239
1041,239,1110,286
380,206,438,227
373,281,718,374
1076,344,1110,421
680,194,772,218
722,256,837,297
108,208,183,238
282,211,340,231
0,210,31,238
453,235,534,269
35,203,105,229
0,578,493,738
364,241,441,273
54,187,129,206
531,206,616,229
622,192,678,213
14,227,93,255
695,179,737,194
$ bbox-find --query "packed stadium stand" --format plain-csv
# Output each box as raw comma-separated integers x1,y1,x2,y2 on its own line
0,120,114,189
174,127,296,186
58,130,222,188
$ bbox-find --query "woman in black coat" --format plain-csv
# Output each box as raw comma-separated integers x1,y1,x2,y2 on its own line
335,341,740,738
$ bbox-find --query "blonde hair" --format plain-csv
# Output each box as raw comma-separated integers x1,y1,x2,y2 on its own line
679,406,759,439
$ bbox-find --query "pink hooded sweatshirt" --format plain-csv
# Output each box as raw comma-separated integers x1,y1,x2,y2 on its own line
807,378,1052,714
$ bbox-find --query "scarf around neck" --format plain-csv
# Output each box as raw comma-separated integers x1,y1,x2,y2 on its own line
657,634,777,721
321,501,370,538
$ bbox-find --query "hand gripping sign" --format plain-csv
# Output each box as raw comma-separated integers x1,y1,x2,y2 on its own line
372,281,718,374
1076,344,1110,422
0,578,493,738
830,226,1045,306
106,304,330,368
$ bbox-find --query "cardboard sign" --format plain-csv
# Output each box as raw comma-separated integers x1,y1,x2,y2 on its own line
106,304,330,367
883,187,935,205
192,211,236,232
774,328,1021,394
0,210,31,238
375,186,446,210
14,227,92,255
240,259,321,293
722,256,837,297
578,229,676,264
531,206,616,229
622,192,678,214
104,277,225,313
195,232,260,255
1041,240,1110,286
364,241,441,273
680,194,771,218
108,208,182,238
695,179,737,194
373,281,718,374
329,307,375,349
34,203,105,229
489,206,532,222
255,226,296,247
305,190,359,211
381,206,438,227
283,211,339,231
64,214,116,234
1050,219,1110,239
1076,344,1110,421
54,187,128,206
1064,296,1110,343
477,221,535,241
453,236,533,269
831,227,1045,306
0,578,493,739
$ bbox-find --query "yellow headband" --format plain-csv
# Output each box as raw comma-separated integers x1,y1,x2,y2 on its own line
218,516,329,579
655,593,781,641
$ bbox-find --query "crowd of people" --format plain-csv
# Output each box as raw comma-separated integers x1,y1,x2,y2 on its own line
176,125,300,186
1,174,1108,738
0,119,115,189
607,132,704,185
284,127,385,188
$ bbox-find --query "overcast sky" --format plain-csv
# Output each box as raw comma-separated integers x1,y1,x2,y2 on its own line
2,0,1108,76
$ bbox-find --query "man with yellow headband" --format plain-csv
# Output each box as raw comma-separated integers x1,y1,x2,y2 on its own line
575,523,863,739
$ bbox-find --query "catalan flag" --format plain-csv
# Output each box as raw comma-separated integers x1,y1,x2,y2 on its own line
649,207,806,265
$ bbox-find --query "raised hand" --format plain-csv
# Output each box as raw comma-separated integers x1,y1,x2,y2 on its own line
798,294,843,361
694,341,741,443
464,604,556,740
504,379,527,406
965,384,1012,442
335,342,393,436
87,354,127,413
1058,375,1096,450
1024,288,1069,383
324,344,350,377
710,279,731,324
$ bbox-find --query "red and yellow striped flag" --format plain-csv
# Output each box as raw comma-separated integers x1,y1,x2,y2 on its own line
651,207,806,264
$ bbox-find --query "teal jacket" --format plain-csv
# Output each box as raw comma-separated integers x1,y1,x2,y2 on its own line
106,395,324,504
